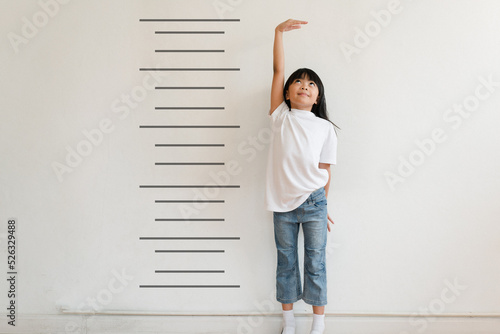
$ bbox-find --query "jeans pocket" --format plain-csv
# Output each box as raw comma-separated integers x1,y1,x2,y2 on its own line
313,194,327,207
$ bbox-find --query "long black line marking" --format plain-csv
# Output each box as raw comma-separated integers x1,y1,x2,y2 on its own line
140,125,240,128
140,19,240,22
140,185,240,188
140,68,240,71
140,285,240,288
140,237,238,240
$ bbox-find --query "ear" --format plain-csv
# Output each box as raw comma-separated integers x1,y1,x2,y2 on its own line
285,90,289,100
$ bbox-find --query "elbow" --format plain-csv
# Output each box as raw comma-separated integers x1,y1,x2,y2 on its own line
318,163,331,170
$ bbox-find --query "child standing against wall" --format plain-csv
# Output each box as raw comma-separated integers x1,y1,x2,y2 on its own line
266,19,338,334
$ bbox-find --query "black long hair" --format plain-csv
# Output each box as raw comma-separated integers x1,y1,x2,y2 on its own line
283,68,340,130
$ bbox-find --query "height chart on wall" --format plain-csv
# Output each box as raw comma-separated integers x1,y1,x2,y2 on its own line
136,17,242,289
126,4,261,312
1,0,279,316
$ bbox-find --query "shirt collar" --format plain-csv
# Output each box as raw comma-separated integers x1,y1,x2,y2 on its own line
290,108,315,117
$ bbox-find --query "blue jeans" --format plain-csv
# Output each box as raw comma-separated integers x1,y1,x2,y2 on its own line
273,188,328,306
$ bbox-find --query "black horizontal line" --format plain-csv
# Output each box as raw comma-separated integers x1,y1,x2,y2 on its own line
155,200,225,203
155,218,224,222
140,125,240,128
155,162,224,166
141,19,240,22
155,250,224,253
140,285,240,288
155,270,225,273
140,68,240,71
155,144,225,147
155,50,224,53
156,86,224,90
155,107,225,110
155,31,225,34
140,237,238,240
140,185,240,188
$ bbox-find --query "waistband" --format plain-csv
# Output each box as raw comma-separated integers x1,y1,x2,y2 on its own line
306,187,325,203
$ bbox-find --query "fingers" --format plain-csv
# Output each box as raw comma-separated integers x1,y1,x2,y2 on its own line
277,19,308,32
289,19,308,25
327,214,334,232
286,19,308,31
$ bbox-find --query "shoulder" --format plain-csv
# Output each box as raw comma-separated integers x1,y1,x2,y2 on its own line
269,100,289,120
314,117,337,142
314,116,335,131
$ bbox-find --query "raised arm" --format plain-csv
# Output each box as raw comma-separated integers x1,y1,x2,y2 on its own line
269,19,308,115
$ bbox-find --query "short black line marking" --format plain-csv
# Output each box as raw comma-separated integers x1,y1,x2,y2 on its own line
155,107,224,110
155,87,224,90
155,31,225,34
155,50,224,53
155,162,224,166
154,200,225,203
155,270,225,273
155,144,225,147
155,218,225,222
155,250,224,253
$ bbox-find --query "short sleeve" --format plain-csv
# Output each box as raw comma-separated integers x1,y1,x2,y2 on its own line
319,124,337,164
269,101,289,122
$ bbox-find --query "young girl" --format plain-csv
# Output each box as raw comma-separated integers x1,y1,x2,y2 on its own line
266,19,338,334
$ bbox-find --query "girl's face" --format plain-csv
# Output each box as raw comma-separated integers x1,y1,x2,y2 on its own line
285,75,320,111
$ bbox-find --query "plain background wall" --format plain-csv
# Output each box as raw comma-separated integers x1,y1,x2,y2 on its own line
1,0,500,324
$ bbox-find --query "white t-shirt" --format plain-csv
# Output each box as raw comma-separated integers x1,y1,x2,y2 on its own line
265,101,337,212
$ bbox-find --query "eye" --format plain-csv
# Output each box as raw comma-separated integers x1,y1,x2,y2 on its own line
295,79,301,84
309,82,316,86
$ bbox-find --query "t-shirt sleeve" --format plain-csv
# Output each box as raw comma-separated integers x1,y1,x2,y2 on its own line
269,101,288,121
319,124,337,164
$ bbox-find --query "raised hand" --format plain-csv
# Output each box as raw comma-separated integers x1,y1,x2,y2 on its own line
276,19,308,33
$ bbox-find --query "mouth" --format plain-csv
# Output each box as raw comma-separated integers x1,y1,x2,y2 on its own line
298,93,309,97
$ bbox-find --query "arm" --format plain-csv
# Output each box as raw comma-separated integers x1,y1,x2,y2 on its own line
318,163,331,197
270,19,308,115
319,163,334,231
